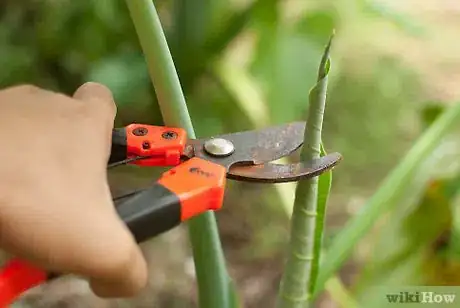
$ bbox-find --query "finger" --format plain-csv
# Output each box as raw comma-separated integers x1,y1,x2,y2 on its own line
89,243,148,298
84,210,148,298
73,82,117,156
63,194,148,297
0,195,148,298
73,82,117,122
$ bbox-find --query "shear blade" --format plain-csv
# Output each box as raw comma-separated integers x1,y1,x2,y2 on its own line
227,152,342,183
187,122,307,169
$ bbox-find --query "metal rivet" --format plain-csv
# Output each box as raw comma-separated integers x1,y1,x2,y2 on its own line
142,141,150,149
133,127,148,136
162,131,178,139
204,138,235,157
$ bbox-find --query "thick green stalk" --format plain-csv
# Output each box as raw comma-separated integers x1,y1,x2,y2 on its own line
277,35,333,308
125,0,193,131
124,1,230,307
312,101,460,299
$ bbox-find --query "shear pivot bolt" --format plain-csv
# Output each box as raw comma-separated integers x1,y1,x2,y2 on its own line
133,127,148,136
204,138,235,157
162,131,177,139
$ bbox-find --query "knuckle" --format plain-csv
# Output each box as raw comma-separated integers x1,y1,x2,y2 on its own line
15,84,40,91
7,84,42,95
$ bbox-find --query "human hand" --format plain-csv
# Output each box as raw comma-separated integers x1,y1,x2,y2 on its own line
0,83,147,297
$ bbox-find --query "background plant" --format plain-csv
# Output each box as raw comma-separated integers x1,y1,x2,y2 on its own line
2,0,460,307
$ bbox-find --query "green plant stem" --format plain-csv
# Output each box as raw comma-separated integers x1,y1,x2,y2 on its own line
313,101,460,299
125,0,193,130
308,144,332,295
124,1,230,307
277,35,333,308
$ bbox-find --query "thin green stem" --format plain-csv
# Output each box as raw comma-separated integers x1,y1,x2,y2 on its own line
308,144,332,296
277,34,334,308
124,1,230,307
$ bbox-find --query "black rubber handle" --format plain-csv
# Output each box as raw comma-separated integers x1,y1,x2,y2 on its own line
109,128,128,165
114,184,181,243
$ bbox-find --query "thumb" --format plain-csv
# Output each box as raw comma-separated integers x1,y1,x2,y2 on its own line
73,83,149,297
73,82,117,160
73,82,117,122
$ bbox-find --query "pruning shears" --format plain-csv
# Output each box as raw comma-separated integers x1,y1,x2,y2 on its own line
0,122,342,306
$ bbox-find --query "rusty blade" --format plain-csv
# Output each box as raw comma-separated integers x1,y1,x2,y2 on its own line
227,152,342,183
184,122,307,170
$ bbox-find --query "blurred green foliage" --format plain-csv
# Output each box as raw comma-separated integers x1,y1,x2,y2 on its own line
338,101,460,307
3,0,460,307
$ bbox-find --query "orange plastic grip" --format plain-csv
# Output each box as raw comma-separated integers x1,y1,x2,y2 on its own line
125,124,187,166
158,157,226,221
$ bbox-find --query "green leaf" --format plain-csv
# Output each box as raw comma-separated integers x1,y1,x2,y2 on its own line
296,10,337,46
313,101,460,299
173,0,262,91
421,103,445,129
352,175,455,306
228,277,242,308
204,0,263,61
171,0,215,51
250,8,334,124
251,31,323,123
359,0,426,37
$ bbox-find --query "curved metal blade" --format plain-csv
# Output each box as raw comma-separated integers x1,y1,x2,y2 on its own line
188,122,307,170
227,152,342,183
